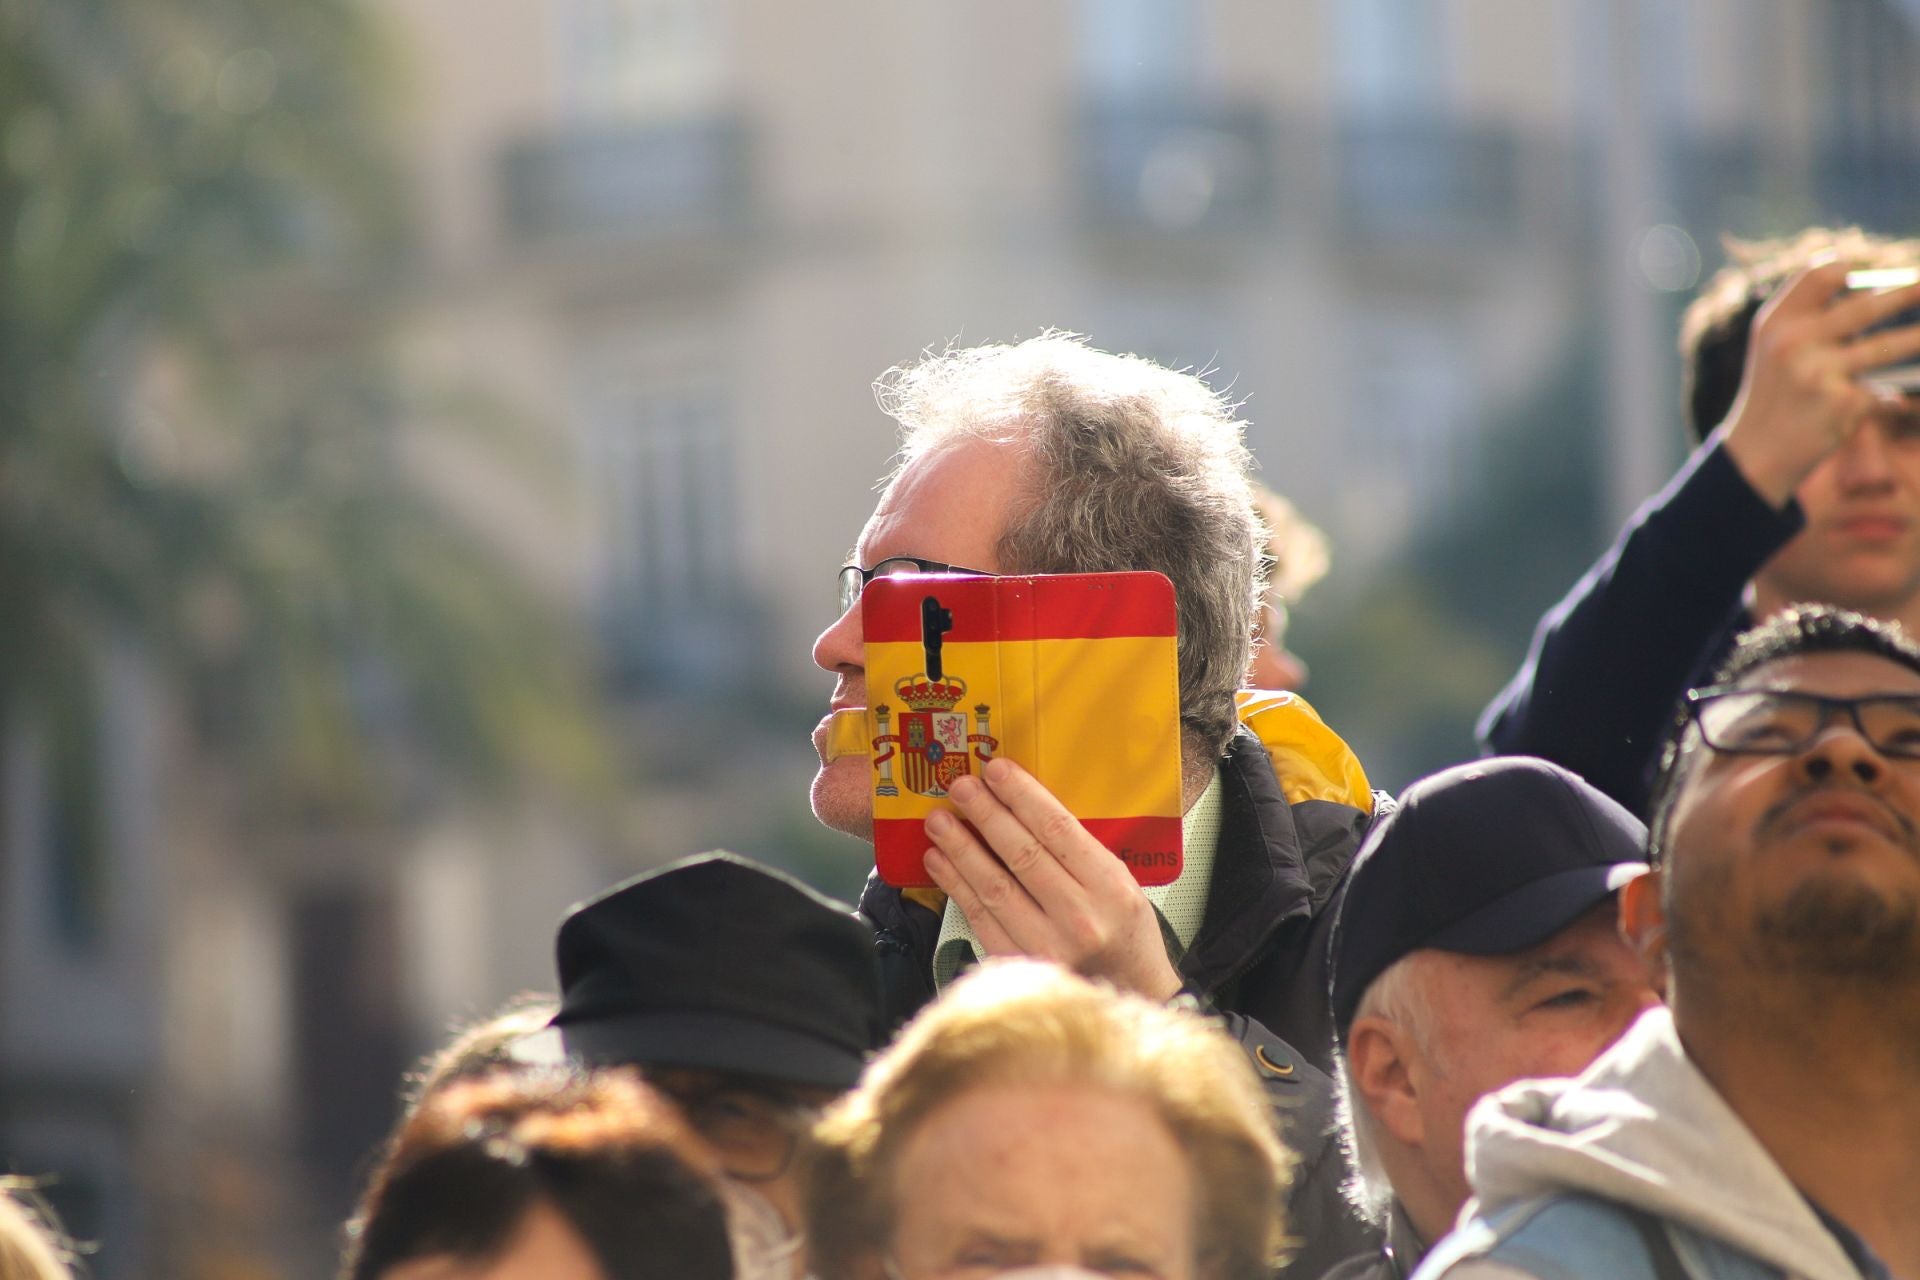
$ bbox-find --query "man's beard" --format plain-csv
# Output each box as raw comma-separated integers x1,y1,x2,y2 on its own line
1749,877,1920,979
1668,854,1920,989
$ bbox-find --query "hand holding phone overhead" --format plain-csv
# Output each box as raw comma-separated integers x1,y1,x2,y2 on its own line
1719,262,1920,506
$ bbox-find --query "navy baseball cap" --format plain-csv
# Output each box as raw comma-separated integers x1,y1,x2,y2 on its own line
516,852,886,1089
1329,757,1648,1036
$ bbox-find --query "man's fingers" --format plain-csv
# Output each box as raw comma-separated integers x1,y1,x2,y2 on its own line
969,757,1119,889
1765,261,1857,329
933,762,1181,999
924,847,1021,955
945,769,1091,898
1839,316,1920,374
924,808,1047,951
1814,273,1920,342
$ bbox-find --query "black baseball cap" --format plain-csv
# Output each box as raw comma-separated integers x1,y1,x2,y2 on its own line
1329,756,1648,1036
516,852,885,1090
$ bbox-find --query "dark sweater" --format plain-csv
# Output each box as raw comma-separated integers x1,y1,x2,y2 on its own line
1478,439,1802,816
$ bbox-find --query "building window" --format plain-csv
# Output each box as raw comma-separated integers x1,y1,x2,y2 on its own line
1330,0,1451,116
576,349,744,684
1822,0,1920,148
1077,0,1202,98
1338,308,1475,561
1812,1,1920,230
553,0,729,123
46,702,106,953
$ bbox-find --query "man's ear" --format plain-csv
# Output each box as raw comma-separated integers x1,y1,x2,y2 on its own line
1347,1017,1425,1148
1620,871,1670,993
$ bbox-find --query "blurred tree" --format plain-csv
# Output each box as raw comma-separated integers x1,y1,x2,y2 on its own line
1292,327,1613,791
0,0,608,817
1,5,613,1265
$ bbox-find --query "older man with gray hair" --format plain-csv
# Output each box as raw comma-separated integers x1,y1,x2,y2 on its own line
809,332,1385,1276
1325,756,1661,1280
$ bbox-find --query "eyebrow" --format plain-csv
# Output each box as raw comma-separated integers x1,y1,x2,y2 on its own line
943,1228,1035,1259
1499,952,1605,1002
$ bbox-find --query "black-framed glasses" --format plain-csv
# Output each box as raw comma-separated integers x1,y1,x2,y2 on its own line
837,556,993,614
1685,687,1920,759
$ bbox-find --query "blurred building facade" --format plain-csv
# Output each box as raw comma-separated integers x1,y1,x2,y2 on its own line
4,1,1917,1276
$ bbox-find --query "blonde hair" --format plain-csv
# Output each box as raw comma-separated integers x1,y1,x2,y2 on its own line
1254,487,1330,607
875,334,1266,756
806,960,1290,1280
0,1183,75,1280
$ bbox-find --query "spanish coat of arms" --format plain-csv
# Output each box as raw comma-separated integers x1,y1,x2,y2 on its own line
871,673,998,798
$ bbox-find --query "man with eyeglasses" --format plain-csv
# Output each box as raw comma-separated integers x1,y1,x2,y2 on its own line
515,852,888,1280
809,334,1386,1279
1482,230,1920,818
1420,605,1920,1280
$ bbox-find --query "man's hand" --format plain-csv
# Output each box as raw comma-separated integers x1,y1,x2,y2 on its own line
922,757,1185,1001
1722,262,1920,506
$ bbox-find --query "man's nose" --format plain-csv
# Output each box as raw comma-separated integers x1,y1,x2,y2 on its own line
812,598,864,676
1794,719,1886,785
1834,418,1898,490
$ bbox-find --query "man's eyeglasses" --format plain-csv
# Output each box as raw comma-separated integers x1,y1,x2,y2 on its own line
1685,687,1920,759
651,1078,821,1182
838,556,993,615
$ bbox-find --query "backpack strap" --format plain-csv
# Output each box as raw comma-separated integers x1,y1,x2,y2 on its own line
1620,1206,1693,1280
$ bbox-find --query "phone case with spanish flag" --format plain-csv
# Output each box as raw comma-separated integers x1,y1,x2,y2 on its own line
862,571,1184,889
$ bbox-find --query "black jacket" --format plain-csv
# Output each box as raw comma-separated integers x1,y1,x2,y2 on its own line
856,725,1388,1279
1478,439,1801,816
1321,1202,1428,1280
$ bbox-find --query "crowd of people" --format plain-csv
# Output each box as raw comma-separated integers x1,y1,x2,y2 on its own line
323,224,1915,1280
19,225,1919,1280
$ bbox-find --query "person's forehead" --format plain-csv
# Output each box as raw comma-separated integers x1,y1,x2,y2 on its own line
1733,649,1920,696
854,435,1031,568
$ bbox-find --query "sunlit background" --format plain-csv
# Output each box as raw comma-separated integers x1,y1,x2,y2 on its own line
4,1,1919,1275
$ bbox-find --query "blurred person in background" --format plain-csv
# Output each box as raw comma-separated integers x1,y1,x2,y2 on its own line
1249,486,1331,692
0,1183,75,1280
805,959,1289,1280
1483,228,1920,816
515,852,887,1280
342,1069,733,1280
810,333,1383,1275
1323,757,1660,1280
1427,607,1920,1280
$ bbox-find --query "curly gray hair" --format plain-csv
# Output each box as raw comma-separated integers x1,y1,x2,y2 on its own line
875,332,1267,756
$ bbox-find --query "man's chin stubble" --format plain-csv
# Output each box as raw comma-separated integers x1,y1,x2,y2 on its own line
810,769,875,843
1753,880,1920,980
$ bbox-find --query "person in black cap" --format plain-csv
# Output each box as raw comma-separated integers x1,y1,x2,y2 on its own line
1322,756,1661,1280
515,851,886,1280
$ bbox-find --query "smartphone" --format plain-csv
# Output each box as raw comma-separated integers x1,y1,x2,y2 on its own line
862,570,1185,889
1847,267,1920,394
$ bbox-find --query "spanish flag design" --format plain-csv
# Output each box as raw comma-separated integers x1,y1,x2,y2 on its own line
864,571,1184,888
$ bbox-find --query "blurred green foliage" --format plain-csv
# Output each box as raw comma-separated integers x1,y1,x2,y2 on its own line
0,0,609,812
1293,328,1614,792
